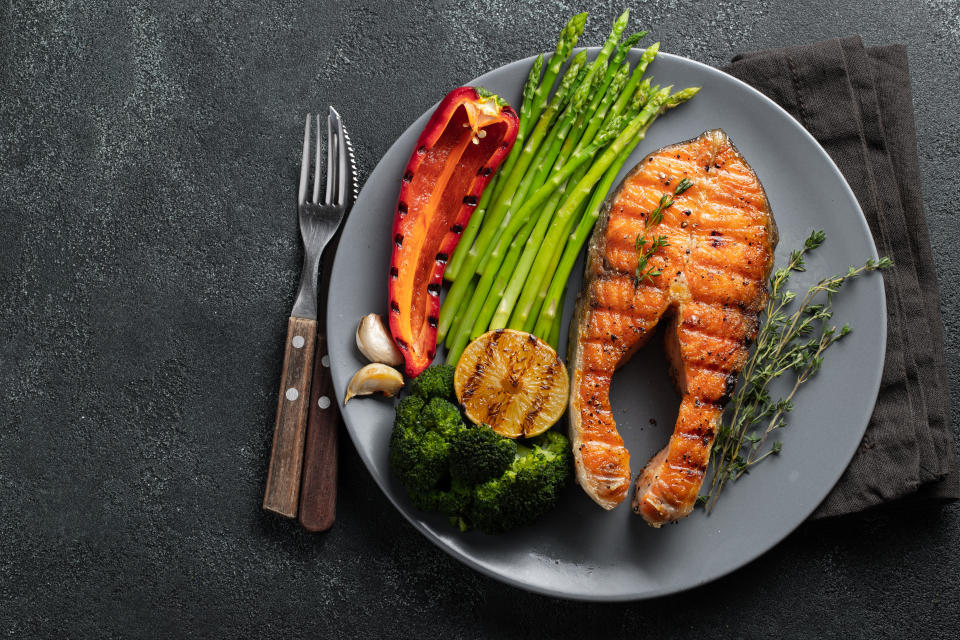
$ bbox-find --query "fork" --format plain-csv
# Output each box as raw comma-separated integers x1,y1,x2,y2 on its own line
263,108,354,520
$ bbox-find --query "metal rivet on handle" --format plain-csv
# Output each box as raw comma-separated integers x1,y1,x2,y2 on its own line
318,396,331,409
292,335,305,349
321,355,330,368
285,388,299,401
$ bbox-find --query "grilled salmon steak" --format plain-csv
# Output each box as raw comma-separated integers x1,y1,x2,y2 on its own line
568,129,777,525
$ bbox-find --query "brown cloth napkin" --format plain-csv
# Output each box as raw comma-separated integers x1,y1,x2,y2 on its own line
723,36,956,519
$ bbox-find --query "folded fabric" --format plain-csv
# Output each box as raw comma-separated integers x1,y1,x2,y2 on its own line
723,36,956,519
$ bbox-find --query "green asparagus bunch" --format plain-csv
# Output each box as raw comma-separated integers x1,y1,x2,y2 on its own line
440,11,699,362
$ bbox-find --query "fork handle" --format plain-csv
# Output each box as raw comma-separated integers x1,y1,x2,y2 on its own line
298,333,338,532
263,316,317,517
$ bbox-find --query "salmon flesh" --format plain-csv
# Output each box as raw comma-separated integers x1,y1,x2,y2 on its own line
567,129,778,525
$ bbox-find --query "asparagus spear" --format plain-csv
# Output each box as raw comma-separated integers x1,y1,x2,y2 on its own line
546,287,567,349
488,63,632,330
477,61,597,269
489,13,587,205
443,13,633,334
535,10,632,185
510,78,655,332
476,50,587,248
598,43,659,133
447,18,664,349
471,9,629,274
445,51,543,284
495,86,672,339
532,87,701,338
525,60,608,190
437,50,588,342
495,80,656,333
517,53,545,139
441,173,496,289
444,120,627,362
527,13,588,138
472,62,607,278
487,14,597,211
505,49,660,328
468,206,545,339
616,32,648,63
468,10,633,286
539,30,644,178
441,275,477,360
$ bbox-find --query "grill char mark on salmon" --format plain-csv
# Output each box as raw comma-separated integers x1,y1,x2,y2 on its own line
567,129,777,524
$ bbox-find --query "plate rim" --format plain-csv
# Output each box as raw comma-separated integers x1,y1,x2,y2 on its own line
328,49,887,602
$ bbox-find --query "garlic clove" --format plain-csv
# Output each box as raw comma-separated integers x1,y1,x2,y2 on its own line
344,363,404,405
355,313,404,366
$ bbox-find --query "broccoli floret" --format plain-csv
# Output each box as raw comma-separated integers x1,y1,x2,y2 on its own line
394,395,425,428
409,364,456,401
389,396,455,494
449,425,517,485
420,397,466,440
407,483,473,531
389,396,465,502
468,431,572,534
390,373,572,534
389,424,449,493
437,483,472,517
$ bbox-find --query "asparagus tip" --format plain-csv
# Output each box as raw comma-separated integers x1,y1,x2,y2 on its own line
568,12,588,33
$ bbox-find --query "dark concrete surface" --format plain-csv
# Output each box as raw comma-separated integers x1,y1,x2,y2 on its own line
2,0,958,637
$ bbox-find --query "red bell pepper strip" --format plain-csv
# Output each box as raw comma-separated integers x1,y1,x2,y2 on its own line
388,86,519,377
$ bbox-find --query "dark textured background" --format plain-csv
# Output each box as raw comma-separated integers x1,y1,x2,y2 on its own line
2,0,958,637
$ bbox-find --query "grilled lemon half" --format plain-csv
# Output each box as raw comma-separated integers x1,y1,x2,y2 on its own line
453,329,569,438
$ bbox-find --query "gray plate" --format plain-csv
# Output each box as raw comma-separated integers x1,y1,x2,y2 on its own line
327,50,885,601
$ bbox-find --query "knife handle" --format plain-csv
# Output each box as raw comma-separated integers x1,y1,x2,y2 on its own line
298,333,338,532
263,316,317,518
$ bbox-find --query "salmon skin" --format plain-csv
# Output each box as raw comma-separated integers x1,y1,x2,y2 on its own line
567,129,777,525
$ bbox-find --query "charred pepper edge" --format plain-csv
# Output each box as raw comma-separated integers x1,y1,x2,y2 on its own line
388,86,519,377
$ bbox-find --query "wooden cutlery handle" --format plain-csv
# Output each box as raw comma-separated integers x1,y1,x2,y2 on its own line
298,333,338,532
263,316,318,518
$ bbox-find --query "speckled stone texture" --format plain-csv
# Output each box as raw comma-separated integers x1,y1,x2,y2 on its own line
1,1,958,637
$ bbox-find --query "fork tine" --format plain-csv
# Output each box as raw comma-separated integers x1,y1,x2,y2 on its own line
312,114,322,204
298,114,311,205
332,106,348,208
324,111,337,205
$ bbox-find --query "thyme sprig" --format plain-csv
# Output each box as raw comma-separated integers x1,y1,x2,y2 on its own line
633,179,692,287
702,230,892,512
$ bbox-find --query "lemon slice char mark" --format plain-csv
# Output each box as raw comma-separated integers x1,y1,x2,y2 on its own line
453,329,569,439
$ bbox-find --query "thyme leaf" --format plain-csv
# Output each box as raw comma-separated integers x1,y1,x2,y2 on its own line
633,178,694,287
700,230,892,512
